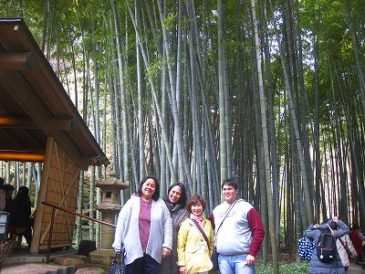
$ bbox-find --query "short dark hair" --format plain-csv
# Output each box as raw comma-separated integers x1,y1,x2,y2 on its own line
222,178,238,190
137,176,160,201
15,186,30,200
327,219,338,230
186,194,206,213
167,182,187,208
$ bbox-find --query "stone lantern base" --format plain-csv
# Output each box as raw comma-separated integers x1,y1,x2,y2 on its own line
90,248,116,265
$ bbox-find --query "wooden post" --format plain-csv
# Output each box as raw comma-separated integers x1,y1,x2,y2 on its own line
30,137,54,254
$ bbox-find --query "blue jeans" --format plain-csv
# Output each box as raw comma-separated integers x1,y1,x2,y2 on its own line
218,254,256,274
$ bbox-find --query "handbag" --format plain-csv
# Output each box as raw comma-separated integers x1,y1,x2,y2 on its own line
297,234,315,261
211,246,219,270
108,251,126,274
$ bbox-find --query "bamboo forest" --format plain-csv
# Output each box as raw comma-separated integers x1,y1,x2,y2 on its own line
0,0,365,272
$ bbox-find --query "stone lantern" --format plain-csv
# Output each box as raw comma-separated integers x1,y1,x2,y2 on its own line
90,170,129,265
95,171,129,249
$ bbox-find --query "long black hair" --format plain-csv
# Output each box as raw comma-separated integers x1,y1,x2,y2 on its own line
167,182,187,208
137,176,160,201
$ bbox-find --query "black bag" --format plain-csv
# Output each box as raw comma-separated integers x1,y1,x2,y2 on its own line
108,253,126,274
316,228,337,263
211,246,219,270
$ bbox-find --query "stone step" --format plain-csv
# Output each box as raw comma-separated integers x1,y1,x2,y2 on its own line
0,263,75,274
51,255,86,268
1,248,113,273
75,267,105,274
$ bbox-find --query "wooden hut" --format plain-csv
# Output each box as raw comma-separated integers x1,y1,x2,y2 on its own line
0,18,109,253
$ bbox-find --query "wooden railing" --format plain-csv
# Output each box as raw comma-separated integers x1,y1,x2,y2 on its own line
41,201,116,262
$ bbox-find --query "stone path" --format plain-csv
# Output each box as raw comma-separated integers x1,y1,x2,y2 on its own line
0,263,106,274
0,263,74,274
0,248,108,274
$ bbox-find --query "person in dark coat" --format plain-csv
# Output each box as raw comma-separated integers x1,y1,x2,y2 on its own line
0,177,5,210
9,186,32,247
160,182,189,274
304,216,350,274
3,183,15,212
349,224,364,262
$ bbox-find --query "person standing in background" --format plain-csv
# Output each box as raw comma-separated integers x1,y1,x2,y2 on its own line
305,217,350,274
349,224,364,262
8,186,32,248
0,177,5,210
336,232,357,271
160,183,189,274
3,183,15,212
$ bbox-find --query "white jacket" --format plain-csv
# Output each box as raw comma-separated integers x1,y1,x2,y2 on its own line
112,196,172,264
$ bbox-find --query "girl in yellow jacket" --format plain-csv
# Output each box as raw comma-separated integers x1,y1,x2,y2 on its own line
177,194,214,274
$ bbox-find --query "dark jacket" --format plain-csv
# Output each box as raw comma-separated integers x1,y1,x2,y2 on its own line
304,219,350,274
9,192,31,228
160,201,189,274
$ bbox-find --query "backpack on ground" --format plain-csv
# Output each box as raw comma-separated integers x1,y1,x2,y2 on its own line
298,235,315,261
316,225,337,263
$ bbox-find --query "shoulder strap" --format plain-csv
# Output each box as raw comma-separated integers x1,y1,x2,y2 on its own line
191,219,209,246
326,223,334,235
215,199,241,235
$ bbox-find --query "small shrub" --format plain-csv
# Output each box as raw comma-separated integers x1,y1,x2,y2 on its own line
256,261,309,274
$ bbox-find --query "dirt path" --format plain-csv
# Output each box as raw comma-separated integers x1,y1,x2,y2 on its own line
347,263,365,274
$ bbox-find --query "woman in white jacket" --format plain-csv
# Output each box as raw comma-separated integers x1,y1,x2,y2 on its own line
112,176,172,274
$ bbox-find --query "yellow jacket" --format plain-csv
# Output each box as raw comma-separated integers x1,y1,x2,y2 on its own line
177,217,214,273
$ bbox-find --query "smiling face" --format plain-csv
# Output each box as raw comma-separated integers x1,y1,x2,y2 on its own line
222,184,238,204
191,201,204,218
168,185,182,204
141,178,156,201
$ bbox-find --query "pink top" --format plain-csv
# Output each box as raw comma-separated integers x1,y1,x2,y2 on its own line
139,199,152,252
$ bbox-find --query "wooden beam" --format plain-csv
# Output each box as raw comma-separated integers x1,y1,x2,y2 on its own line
0,52,39,70
0,71,55,135
0,71,77,132
0,151,45,161
0,116,37,128
0,115,74,130
46,117,75,131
